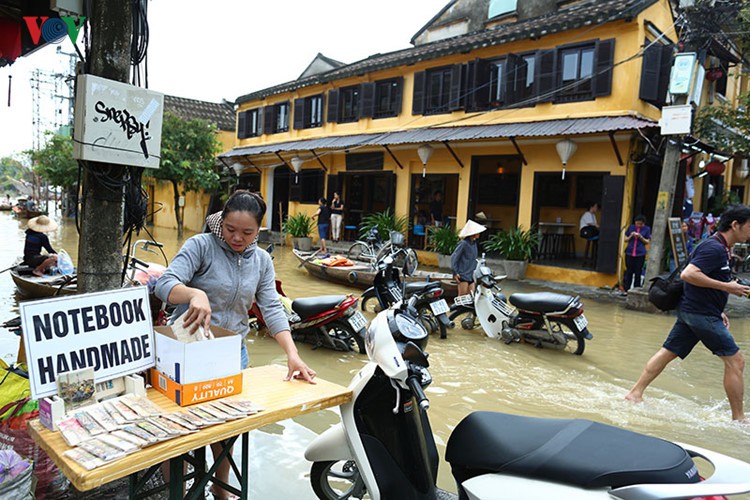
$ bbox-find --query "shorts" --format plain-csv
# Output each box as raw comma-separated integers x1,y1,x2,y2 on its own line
23,254,52,267
318,224,330,240
663,310,740,358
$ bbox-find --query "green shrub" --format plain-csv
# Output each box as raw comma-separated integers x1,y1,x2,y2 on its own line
282,213,314,238
359,208,409,241
482,225,541,261
427,225,459,255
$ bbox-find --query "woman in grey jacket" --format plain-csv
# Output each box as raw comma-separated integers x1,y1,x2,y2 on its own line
451,220,487,297
155,190,315,499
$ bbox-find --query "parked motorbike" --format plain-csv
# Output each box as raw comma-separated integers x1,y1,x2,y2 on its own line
305,295,750,500
449,254,592,355
361,247,451,339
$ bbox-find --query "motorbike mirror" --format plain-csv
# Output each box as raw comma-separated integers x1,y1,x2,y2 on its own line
494,275,506,281
402,341,430,368
266,243,274,254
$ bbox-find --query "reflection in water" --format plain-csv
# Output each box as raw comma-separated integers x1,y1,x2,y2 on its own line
2,213,749,497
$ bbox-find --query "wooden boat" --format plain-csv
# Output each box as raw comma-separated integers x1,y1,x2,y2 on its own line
10,266,77,298
292,249,457,297
11,205,46,219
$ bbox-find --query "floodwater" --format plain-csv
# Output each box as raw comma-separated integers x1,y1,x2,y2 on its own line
2,210,750,498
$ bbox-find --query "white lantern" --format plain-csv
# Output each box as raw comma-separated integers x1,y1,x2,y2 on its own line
231,162,244,176
417,144,433,178
555,138,577,180
290,156,304,183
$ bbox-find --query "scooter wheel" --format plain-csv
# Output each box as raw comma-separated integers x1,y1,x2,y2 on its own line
461,315,476,330
310,460,366,500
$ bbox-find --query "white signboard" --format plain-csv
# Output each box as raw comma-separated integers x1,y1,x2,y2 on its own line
669,52,697,96
73,74,163,168
659,105,693,135
20,287,156,398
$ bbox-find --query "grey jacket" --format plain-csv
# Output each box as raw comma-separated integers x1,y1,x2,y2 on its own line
154,233,289,337
451,239,478,282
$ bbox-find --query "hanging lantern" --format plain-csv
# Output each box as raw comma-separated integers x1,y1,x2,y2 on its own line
555,138,577,180
705,160,726,176
737,159,750,180
230,162,244,176
417,144,433,178
290,156,304,183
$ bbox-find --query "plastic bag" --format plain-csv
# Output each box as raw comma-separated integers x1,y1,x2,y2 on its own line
57,249,74,276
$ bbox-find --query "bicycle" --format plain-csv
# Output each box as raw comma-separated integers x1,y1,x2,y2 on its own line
347,225,386,263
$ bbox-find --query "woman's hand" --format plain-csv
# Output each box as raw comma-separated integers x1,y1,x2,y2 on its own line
183,289,211,333
286,351,317,384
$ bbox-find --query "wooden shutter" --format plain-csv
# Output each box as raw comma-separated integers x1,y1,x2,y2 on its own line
593,39,615,97
293,99,305,130
263,106,274,134
470,58,490,110
360,83,375,118
392,77,404,116
327,89,339,123
596,174,625,274
237,111,248,139
639,43,663,103
412,71,426,115
505,54,523,105
535,49,556,103
656,45,673,107
326,174,340,200
289,172,302,201
449,64,463,111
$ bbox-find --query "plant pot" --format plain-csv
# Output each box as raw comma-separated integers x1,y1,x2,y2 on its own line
292,237,312,252
437,254,452,271
497,259,528,280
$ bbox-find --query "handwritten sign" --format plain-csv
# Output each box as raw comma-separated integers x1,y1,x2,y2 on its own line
668,217,689,270
73,74,163,169
20,287,155,398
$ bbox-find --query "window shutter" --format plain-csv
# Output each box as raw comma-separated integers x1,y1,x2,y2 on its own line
656,45,673,107
535,49,556,103
593,39,615,97
596,175,624,274
254,110,263,137
360,83,375,118
237,111,248,139
470,58,490,110
327,89,339,123
639,43,662,103
293,99,305,130
326,174,340,200
393,77,404,115
412,71,426,115
263,106,274,134
449,64,463,111
505,54,522,105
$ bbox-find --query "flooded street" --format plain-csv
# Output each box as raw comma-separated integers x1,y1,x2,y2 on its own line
2,211,750,497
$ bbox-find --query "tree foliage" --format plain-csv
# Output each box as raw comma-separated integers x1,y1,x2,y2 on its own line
148,112,221,192
27,133,78,188
0,156,33,194
695,91,750,155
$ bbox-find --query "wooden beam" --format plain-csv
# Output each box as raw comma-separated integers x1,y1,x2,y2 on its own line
608,131,624,166
310,149,328,172
442,141,464,168
509,137,527,165
383,145,404,170
274,151,293,173
243,156,262,174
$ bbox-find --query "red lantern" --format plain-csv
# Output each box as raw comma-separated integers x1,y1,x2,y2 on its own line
705,68,724,81
705,160,726,176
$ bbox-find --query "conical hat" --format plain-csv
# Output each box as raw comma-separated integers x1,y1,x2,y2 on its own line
459,219,486,238
27,215,58,233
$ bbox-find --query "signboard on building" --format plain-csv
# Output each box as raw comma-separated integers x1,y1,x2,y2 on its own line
73,74,163,168
668,52,697,96
659,105,692,135
20,287,155,398
668,217,689,270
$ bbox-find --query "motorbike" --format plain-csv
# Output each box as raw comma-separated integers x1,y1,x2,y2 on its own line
248,246,367,353
304,295,750,500
361,248,451,339
449,254,592,355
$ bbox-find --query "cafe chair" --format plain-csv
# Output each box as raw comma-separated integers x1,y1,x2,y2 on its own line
344,225,358,241
582,235,599,268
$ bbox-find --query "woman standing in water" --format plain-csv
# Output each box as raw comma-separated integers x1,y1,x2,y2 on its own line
155,190,316,499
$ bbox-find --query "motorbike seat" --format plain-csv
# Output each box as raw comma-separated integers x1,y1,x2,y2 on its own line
292,295,347,318
446,412,698,489
404,281,441,296
508,292,575,314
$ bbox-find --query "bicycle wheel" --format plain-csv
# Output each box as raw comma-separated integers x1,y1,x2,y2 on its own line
347,242,372,262
373,242,394,265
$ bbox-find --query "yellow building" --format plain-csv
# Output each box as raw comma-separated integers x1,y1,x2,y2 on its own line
147,95,236,234
220,0,747,287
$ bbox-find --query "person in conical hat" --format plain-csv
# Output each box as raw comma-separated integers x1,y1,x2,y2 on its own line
23,215,59,276
452,219,486,296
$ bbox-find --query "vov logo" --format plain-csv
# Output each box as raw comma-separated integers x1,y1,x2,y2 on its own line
22,16,86,47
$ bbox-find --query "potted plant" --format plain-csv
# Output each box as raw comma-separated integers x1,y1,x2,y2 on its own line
482,225,541,280
427,225,459,269
359,208,409,242
282,213,315,251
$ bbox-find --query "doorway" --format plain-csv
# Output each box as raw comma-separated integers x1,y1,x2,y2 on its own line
335,171,396,230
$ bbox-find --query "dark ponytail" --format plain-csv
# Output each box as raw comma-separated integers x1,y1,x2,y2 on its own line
222,190,267,224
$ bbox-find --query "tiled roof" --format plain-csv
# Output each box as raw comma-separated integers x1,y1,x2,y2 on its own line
163,95,236,131
220,115,657,158
236,0,658,104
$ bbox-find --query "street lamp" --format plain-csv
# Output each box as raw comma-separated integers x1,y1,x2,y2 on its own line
417,144,433,178
290,156,304,183
555,138,577,180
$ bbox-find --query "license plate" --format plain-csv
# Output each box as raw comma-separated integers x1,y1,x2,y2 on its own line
430,299,449,316
348,311,368,331
573,314,588,330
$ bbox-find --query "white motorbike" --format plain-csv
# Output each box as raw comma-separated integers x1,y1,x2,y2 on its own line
304,296,750,500
450,254,592,355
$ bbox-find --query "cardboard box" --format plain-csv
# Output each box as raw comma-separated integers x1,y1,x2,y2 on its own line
150,326,242,406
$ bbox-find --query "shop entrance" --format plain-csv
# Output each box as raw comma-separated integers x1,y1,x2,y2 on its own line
409,174,459,248
327,171,396,237
272,167,290,232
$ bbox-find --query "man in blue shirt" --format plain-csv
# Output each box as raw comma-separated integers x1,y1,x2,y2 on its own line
625,205,750,423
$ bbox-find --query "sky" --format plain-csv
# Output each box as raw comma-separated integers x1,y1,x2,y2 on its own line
0,0,447,159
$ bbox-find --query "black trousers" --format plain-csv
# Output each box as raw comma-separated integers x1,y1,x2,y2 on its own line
624,255,646,290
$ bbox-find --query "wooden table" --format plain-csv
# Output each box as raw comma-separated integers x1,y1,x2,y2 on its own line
29,365,351,499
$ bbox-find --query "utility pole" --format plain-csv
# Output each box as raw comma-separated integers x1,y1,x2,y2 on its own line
77,1,133,293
